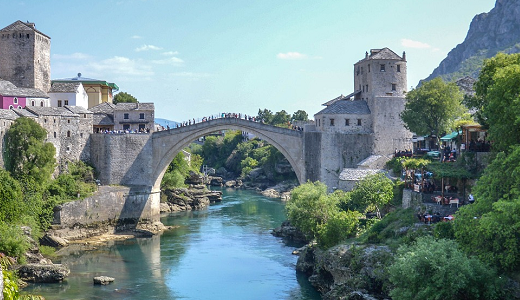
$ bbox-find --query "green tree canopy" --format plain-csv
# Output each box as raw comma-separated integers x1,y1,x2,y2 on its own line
256,109,273,124
271,110,291,126
0,169,23,223
341,173,394,218
4,117,56,187
400,77,466,139
113,91,138,104
292,110,308,121
388,237,502,300
470,53,520,152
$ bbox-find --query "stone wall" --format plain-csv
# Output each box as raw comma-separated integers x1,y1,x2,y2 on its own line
53,185,160,227
90,133,154,186
303,130,321,182
319,132,373,190
371,96,413,154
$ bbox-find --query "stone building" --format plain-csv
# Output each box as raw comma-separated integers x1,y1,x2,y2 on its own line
0,21,51,93
313,48,413,189
52,74,118,109
113,103,155,133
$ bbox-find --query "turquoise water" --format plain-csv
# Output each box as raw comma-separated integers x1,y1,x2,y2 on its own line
23,189,321,300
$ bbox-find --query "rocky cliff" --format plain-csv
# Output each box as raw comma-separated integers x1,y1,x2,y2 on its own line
423,0,520,84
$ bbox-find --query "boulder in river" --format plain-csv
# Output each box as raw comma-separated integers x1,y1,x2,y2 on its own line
93,276,115,285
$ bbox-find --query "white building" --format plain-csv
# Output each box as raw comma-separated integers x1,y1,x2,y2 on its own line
48,82,89,109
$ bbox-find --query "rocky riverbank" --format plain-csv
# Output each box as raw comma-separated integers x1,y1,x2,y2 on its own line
160,184,223,213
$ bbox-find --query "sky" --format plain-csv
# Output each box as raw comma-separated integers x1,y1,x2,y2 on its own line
1,0,497,122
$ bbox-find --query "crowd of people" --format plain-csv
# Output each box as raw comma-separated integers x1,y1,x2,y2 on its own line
96,128,150,134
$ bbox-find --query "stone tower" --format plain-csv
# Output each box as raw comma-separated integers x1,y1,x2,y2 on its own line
0,21,51,92
353,48,411,154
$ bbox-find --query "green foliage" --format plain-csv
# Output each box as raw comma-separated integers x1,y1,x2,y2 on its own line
359,208,418,247
472,53,520,152
2,268,20,300
316,209,361,249
113,91,138,104
385,157,404,175
271,110,291,127
0,223,29,263
400,77,466,139
433,221,454,240
0,170,23,223
240,157,258,177
286,182,360,248
388,237,503,300
257,108,274,124
4,117,56,187
292,110,308,121
453,145,520,272
342,173,394,218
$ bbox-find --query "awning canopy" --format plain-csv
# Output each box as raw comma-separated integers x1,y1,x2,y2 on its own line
440,130,461,141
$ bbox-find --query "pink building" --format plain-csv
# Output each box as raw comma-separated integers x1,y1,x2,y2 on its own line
0,79,49,109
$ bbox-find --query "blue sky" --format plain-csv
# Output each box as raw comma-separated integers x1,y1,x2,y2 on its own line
2,0,496,121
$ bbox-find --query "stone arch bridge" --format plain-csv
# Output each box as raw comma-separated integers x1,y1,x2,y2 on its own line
90,118,319,199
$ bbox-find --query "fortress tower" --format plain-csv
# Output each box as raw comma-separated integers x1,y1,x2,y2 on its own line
0,21,51,92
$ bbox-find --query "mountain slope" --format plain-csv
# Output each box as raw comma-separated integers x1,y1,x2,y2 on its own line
423,0,520,84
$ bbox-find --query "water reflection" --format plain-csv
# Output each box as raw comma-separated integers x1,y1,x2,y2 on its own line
23,189,321,300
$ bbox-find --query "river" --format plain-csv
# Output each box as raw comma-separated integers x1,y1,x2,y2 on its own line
23,188,322,300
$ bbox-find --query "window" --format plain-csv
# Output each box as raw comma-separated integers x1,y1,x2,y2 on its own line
13,97,18,104
368,64,370,72
9,105,13,109
64,100,69,106
366,85,369,92
392,84,397,91
380,64,385,72
80,133,83,138
123,124,130,130
139,113,145,119
330,119,335,126
124,113,129,119
67,131,71,137
57,100,62,107
345,119,350,126
357,119,362,126
139,124,146,131
54,132,56,138
67,119,71,124
31,100,35,106
397,64,401,72
40,101,44,107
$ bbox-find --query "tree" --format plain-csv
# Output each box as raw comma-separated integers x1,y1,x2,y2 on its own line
256,108,273,124
453,145,520,272
0,170,23,223
4,117,55,187
470,53,520,152
292,110,308,121
342,173,394,218
113,91,138,104
270,110,291,126
388,237,502,300
400,77,465,141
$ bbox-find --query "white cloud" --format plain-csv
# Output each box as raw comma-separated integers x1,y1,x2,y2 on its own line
277,52,308,60
53,52,91,60
162,51,180,56
135,44,163,52
151,56,184,65
131,35,143,39
89,56,154,77
401,39,431,49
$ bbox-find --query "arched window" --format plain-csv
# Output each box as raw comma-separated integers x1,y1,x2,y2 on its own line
17,106,22,109
31,100,35,106
9,105,13,109
40,101,44,107
13,97,18,104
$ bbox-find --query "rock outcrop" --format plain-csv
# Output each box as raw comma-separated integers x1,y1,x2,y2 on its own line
17,264,70,283
424,0,520,84
93,276,115,285
161,185,222,212
271,221,308,244
296,244,394,300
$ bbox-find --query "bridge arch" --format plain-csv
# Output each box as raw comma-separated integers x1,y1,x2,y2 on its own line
151,118,305,192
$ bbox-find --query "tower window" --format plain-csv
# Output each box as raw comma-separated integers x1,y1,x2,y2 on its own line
67,131,71,137
330,119,335,126
366,85,369,92
31,100,35,106
380,64,385,72
124,113,129,119
345,119,350,126
67,119,71,124
392,84,397,91
397,65,401,72
368,64,371,72
40,101,44,107
139,113,145,119
26,34,29,38
54,132,57,138
357,119,362,126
